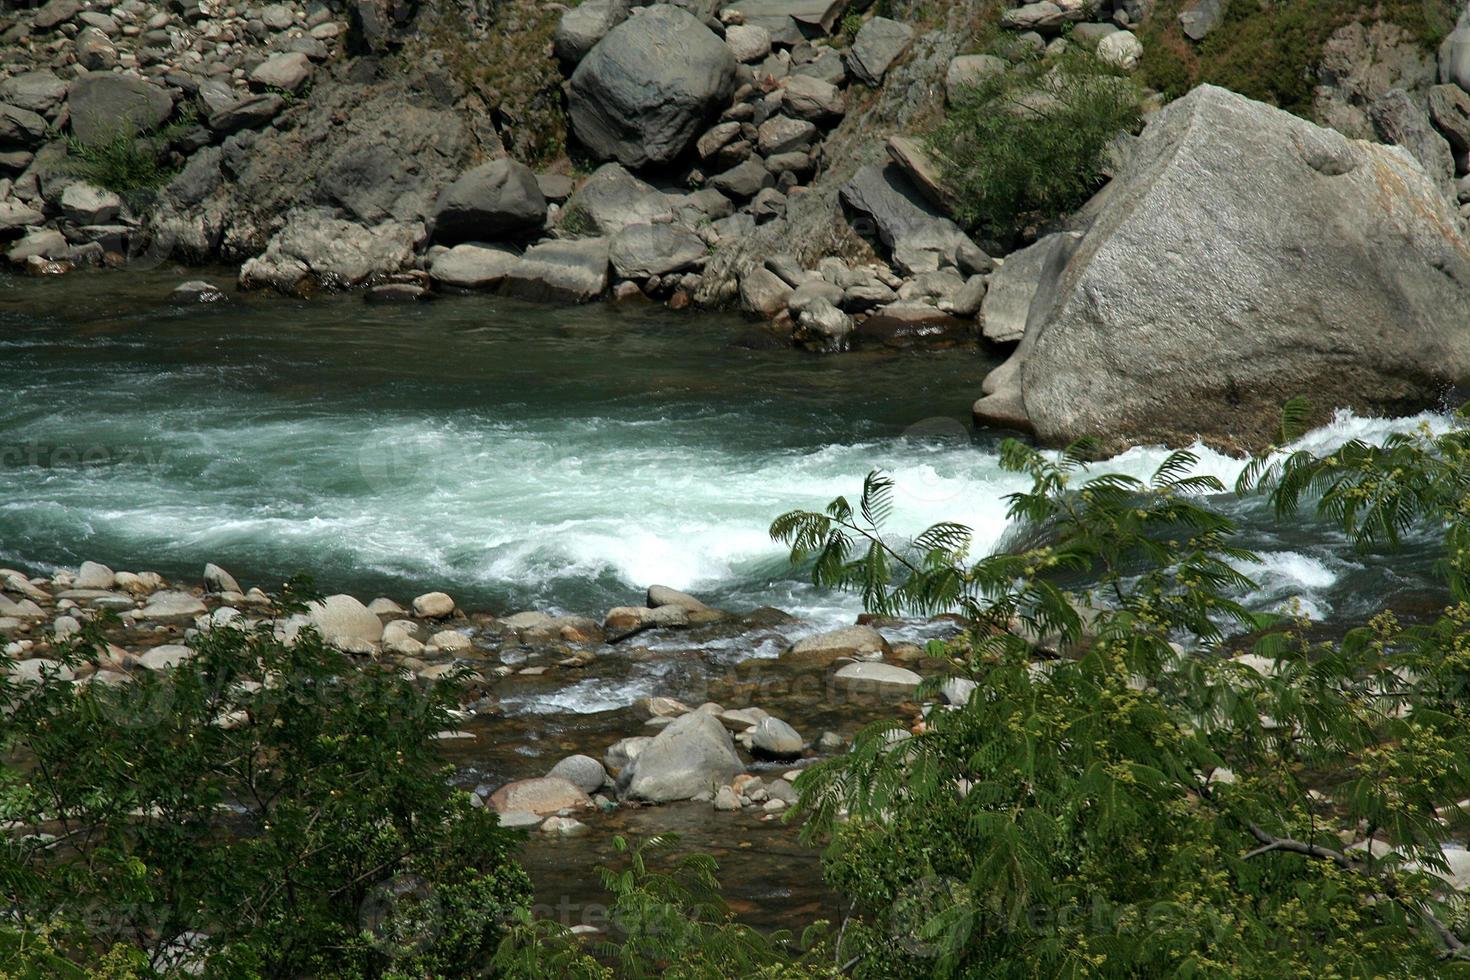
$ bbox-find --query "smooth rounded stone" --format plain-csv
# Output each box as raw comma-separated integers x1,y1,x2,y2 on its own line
382,621,424,656
756,115,817,155
710,157,774,199
431,159,547,245
751,717,803,758
762,798,787,813
249,51,311,93
488,776,591,816
569,5,737,168
11,658,74,684
554,0,630,64
833,661,922,693
496,810,545,830
135,591,207,623
171,280,226,304
202,563,240,594
945,53,1007,103
412,591,455,618
67,73,173,146
780,75,845,122
979,231,1077,344
1097,29,1143,71
52,615,80,640
846,17,914,87
367,597,407,616
713,784,741,810
604,604,689,633
609,222,706,279
548,754,608,794
137,644,194,671
725,23,772,63
646,585,709,612
0,72,68,114
74,561,116,590
0,618,21,634
428,243,518,290
716,706,770,732
697,120,743,160
427,629,472,653
540,815,589,835
795,297,853,351
500,238,611,304
739,266,793,317
604,735,652,773
620,710,746,803
782,625,891,666
304,594,382,653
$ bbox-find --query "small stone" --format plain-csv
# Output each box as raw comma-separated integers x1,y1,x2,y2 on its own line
412,592,455,618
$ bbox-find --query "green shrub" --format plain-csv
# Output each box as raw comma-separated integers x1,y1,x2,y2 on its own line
0,577,531,977
926,49,1142,239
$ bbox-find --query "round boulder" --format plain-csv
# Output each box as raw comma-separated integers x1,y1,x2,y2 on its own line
431,159,547,245
751,717,803,759
548,754,608,794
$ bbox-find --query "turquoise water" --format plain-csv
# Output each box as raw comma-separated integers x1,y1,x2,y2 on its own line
0,267,1442,627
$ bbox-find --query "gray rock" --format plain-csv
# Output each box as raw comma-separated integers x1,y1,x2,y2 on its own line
697,121,743,160
75,561,115,590
302,594,383,653
885,135,954,215
781,75,845,123
202,563,240,594
0,105,47,150
1073,22,1120,48
32,0,82,29
646,585,709,611
1178,0,1227,40
1001,2,1069,32
726,24,772,64
711,157,774,198
739,266,793,316
0,200,44,231
795,296,853,351
59,183,121,225
832,661,921,693
976,85,1470,452
171,280,226,304
756,115,818,155
729,0,849,35
1429,84,1470,157
782,624,889,666
548,754,609,794
249,52,312,93
555,0,630,65
604,735,652,773
136,591,208,623
429,243,519,289
609,222,706,279
840,162,978,275
1444,26,1470,93
569,5,736,168
751,717,803,758
560,163,673,236
207,93,285,134
621,709,744,802
847,17,914,87
501,238,610,303
138,644,194,671
239,211,421,292
947,274,988,317
981,232,1078,343
0,72,68,114
5,228,68,265
489,776,590,815
1097,29,1143,72
751,186,786,221
946,54,1006,103
431,159,547,245
1371,88,1455,196
68,73,173,145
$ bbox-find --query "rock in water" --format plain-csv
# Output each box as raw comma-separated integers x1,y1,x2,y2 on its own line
620,710,744,802
488,776,591,815
974,85,1470,453
569,5,736,168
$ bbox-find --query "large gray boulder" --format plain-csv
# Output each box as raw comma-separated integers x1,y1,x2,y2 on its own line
973,85,1470,453
559,163,673,236
620,709,744,802
981,233,1079,344
239,210,422,293
569,5,736,168
840,162,985,275
609,222,706,279
500,238,610,303
431,159,547,245
67,73,173,145
1370,88,1455,196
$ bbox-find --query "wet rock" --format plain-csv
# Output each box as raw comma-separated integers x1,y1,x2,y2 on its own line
751,717,803,759
496,810,545,829
171,281,227,304
541,815,589,835
489,776,591,816
429,244,519,290
203,564,240,594
501,238,611,304
794,297,853,351
621,709,745,803
604,735,652,773
548,754,608,794
781,625,890,666
646,585,710,612
713,784,741,810
431,159,547,246
412,592,455,618
847,17,914,87
857,303,972,348
569,5,737,168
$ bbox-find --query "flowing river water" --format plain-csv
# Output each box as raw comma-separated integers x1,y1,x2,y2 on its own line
0,267,1450,936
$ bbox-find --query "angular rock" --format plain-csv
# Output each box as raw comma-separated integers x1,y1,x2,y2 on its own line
840,162,979,275
1178,0,1227,41
0,105,47,150
781,75,845,122
981,232,1079,344
846,17,913,87
739,266,793,317
68,73,173,145
501,238,610,303
621,709,744,802
609,222,706,279
250,52,312,93
431,159,547,245
711,157,775,198
554,0,630,64
569,6,737,168
207,93,285,134
429,243,519,289
60,183,121,225
239,211,421,292
795,296,853,351
560,163,673,236
1429,84,1470,156
0,200,42,232
976,85,1470,452
1371,88,1455,196
756,115,818,155
0,72,69,114
885,135,954,215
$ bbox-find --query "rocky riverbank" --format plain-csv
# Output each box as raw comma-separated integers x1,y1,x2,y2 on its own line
0,558,968,836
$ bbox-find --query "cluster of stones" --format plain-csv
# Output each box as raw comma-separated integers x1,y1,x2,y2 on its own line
0,0,343,273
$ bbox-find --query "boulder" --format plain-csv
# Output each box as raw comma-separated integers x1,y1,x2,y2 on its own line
249,52,312,93
239,211,422,293
740,266,793,317
0,72,69,114
0,200,43,232
74,561,116,590
1429,84,1470,157
1370,89,1455,196
202,563,240,594
554,0,630,64
1178,0,1227,41
885,135,954,215
609,222,706,279
500,238,610,303
488,776,591,815
429,244,518,289
945,54,1006,103
781,625,890,666
621,709,745,802
711,158,774,198
67,73,173,145
560,163,673,236
305,594,384,653
0,105,47,150
1097,30,1143,72
32,0,81,29
846,17,914,87
569,5,737,168
751,717,803,758
974,85,1470,452
840,163,981,275
833,661,922,693
59,183,121,225
431,159,547,245
547,754,608,794
604,735,652,773
207,93,285,134
981,232,1079,344
5,229,67,265
781,75,846,123
646,585,709,612
412,592,455,618
726,24,772,64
